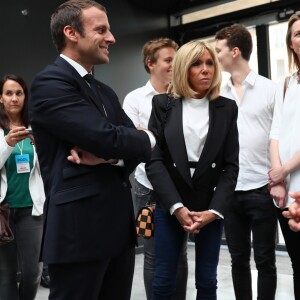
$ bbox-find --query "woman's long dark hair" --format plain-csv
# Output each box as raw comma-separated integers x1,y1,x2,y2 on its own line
0,74,29,130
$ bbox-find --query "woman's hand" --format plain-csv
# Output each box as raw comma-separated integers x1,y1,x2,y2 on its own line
183,210,217,234
268,166,287,185
5,126,30,147
67,147,116,165
269,182,287,208
174,207,196,232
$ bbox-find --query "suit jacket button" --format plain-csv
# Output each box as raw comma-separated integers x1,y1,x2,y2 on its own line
212,163,216,168
122,182,127,188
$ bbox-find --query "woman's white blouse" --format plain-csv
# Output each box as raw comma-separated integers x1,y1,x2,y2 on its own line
270,73,300,207
182,97,209,176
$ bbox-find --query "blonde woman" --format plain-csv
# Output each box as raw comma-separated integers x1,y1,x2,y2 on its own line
146,40,239,300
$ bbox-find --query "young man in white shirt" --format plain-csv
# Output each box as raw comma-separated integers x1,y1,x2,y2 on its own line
123,38,188,300
215,24,278,300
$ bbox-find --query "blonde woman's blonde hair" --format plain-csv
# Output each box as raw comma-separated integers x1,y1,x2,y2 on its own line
169,40,221,100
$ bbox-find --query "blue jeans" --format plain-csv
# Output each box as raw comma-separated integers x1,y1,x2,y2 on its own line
0,207,43,300
152,203,223,300
224,185,277,300
134,181,188,300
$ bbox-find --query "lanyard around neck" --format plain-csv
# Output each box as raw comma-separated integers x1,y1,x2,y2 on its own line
16,140,24,155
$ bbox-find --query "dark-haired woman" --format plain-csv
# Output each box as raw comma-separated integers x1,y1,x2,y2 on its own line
0,74,45,300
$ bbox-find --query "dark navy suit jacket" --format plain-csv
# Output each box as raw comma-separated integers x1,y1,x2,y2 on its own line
29,57,151,264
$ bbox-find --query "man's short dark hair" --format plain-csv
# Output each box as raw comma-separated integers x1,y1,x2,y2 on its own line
50,0,106,53
215,24,253,61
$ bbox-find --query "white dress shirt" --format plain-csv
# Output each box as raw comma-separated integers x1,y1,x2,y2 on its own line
123,81,158,189
270,73,300,207
221,70,276,191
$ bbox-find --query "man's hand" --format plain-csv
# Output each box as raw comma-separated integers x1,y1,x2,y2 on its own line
269,182,287,208
67,147,114,165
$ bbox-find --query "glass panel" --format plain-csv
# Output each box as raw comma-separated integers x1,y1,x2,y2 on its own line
269,21,289,84
182,0,280,25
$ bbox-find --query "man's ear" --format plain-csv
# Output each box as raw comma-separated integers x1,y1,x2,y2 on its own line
232,47,240,58
63,25,79,43
147,59,155,72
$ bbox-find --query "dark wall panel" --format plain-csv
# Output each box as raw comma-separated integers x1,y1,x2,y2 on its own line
0,0,64,83
0,0,169,102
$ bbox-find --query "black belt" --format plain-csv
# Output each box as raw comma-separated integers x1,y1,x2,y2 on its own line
188,161,197,168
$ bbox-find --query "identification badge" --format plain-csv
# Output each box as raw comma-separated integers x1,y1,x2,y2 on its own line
15,154,30,173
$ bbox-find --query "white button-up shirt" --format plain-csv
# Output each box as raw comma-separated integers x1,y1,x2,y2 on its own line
123,81,157,190
221,70,276,191
270,73,300,206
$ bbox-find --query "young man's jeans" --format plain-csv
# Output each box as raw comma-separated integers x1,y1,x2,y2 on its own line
152,203,223,300
225,185,277,300
134,180,188,300
0,207,43,300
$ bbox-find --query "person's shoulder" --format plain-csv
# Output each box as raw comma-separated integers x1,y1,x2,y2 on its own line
152,93,170,106
214,95,236,105
255,73,276,89
124,85,147,102
213,96,238,112
31,58,73,84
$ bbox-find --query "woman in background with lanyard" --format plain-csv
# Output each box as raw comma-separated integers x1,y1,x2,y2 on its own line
0,74,45,300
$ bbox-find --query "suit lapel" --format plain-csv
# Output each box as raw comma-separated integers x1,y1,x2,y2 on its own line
93,82,117,123
164,99,193,187
192,99,227,178
54,57,107,118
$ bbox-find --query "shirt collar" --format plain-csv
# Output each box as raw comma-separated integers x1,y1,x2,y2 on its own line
226,69,257,89
60,54,89,78
144,80,158,96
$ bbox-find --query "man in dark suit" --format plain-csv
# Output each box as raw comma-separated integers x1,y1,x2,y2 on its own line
29,1,154,299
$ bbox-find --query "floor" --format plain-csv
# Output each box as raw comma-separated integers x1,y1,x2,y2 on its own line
36,244,294,300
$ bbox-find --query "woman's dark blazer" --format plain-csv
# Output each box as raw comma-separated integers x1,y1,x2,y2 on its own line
145,94,239,215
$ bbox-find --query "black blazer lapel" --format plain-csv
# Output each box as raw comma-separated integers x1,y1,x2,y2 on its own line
193,99,227,179
164,99,193,187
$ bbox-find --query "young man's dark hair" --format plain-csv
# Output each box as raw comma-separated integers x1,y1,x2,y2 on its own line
215,24,253,61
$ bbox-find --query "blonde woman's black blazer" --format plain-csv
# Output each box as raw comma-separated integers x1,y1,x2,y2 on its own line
146,94,239,215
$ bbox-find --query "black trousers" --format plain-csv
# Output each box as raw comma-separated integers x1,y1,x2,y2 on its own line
224,185,277,300
48,246,135,300
277,208,300,300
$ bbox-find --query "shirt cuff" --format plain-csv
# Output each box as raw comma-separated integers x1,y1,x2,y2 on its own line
209,209,224,219
169,202,184,215
143,130,156,149
111,159,124,167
